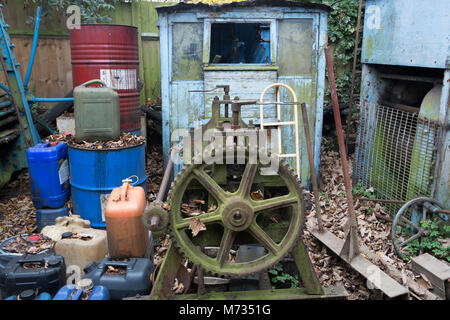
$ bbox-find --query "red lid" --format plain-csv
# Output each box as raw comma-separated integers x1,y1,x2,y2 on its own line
28,234,41,241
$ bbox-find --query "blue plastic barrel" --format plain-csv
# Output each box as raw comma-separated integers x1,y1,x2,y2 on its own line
68,143,147,228
53,285,110,300
27,142,70,209
36,206,70,232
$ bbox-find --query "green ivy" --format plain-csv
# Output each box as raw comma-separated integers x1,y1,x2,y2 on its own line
294,0,362,132
26,0,119,24
406,218,450,262
325,0,362,107
352,181,376,199
268,264,300,289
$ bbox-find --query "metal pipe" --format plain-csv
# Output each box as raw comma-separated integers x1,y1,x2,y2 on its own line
0,83,11,96
23,7,41,88
325,46,359,260
0,100,11,108
300,103,323,231
156,146,179,203
346,0,364,152
31,97,74,103
357,197,407,204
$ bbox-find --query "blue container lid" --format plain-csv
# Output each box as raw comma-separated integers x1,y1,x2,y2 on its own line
27,141,67,158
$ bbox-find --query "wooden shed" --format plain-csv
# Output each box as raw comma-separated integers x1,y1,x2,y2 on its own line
157,0,331,186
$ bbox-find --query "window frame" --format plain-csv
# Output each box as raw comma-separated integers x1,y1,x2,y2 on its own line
203,18,277,71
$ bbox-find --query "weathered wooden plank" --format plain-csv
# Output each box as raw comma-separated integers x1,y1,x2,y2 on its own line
292,241,323,295
412,253,450,300
0,36,73,101
204,70,278,123
278,77,314,185
308,226,410,299
169,286,347,300
141,40,161,101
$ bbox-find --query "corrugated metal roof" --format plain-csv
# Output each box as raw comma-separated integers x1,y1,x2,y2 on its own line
156,0,332,13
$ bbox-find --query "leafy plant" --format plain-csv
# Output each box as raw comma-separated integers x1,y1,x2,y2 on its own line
406,218,450,262
325,0,362,108
352,181,376,199
26,0,119,24
320,191,329,204
268,263,300,289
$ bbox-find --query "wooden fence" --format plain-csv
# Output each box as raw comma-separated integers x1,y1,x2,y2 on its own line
0,0,173,105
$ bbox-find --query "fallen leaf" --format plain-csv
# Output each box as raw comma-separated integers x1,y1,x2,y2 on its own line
250,190,264,201
189,218,206,237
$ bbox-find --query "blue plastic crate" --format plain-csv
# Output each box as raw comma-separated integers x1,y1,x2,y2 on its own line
36,206,70,232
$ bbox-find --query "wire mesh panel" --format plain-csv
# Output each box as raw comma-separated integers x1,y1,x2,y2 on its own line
353,104,441,215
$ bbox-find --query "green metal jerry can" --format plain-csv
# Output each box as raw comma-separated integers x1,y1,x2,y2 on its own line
74,79,120,142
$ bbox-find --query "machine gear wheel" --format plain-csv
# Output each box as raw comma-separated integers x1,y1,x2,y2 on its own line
142,201,170,236
167,157,305,277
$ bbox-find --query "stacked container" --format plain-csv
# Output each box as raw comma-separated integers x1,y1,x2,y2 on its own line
68,144,147,228
105,180,148,259
83,257,153,300
73,79,120,143
26,142,70,232
0,253,66,299
70,24,141,133
5,290,52,300
53,279,110,300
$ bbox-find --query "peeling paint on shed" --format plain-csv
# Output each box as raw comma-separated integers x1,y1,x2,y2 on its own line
157,0,331,187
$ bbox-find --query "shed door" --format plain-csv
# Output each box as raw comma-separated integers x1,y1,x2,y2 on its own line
277,17,319,185
168,22,205,173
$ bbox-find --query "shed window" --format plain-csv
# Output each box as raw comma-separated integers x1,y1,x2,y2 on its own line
278,19,314,75
172,23,203,80
209,23,271,64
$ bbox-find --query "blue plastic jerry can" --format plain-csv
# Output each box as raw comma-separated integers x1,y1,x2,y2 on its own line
5,289,52,300
26,142,70,209
53,281,110,300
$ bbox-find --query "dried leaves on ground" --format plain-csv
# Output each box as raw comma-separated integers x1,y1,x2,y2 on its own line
303,137,436,300
45,132,145,150
146,146,164,200
0,187,36,242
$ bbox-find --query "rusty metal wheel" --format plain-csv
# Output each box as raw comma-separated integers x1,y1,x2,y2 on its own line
391,197,449,260
167,158,305,277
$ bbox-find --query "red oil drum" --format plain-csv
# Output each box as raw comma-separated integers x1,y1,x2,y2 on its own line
70,24,140,132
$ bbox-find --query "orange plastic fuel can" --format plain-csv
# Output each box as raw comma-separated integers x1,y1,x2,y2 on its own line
105,180,148,259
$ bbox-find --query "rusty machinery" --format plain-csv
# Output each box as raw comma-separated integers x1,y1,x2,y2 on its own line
142,86,346,300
